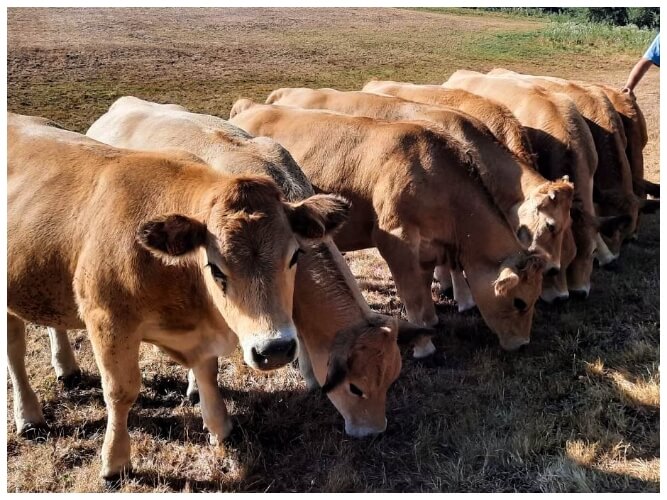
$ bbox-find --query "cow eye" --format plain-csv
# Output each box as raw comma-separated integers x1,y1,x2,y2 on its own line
547,222,556,233
349,383,365,398
207,262,227,292
514,298,527,312
289,248,303,268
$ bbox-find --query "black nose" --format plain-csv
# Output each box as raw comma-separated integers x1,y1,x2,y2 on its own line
545,267,560,277
251,338,298,370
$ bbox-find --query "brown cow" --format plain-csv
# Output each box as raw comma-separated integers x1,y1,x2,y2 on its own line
8,112,349,480
230,99,547,352
581,81,659,205
443,70,629,298
486,68,646,251
266,86,575,304
361,79,537,168
85,96,433,438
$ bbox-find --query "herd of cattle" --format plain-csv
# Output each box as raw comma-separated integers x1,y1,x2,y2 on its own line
7,68,659,482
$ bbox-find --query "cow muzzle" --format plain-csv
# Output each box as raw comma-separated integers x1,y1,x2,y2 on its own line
344,417,387,438
242,326,299,371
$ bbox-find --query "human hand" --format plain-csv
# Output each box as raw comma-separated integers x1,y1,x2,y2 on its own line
620,86,634,96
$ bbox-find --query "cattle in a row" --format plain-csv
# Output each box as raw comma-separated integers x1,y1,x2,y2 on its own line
7,68,658,483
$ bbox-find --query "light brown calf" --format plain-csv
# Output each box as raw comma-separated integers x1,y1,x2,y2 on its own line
486,68,646,253
230,100,546,352
86,96,433,437
581,82,659,203
267,86,575,304
443,70,629,298
361,79,537,167
8,113,349,480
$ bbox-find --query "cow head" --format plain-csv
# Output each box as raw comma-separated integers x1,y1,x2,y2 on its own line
321,315,433,437
137,175,351,371
593,188,640,252
466,251,545,351
517,176,574,274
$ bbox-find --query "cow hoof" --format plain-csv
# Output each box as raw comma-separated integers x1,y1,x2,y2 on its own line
187,389,200,405
570,289,589,300
58,369,82,389
19,421,49,440
103,475,124,492
601,259,620,271
415,351,447,368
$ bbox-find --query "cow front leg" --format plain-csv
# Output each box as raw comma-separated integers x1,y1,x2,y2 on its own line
373,226,438,358
192,357,232,445
47,328,82,386
7,314,47,436
87,312,141,482
297,337,318,390
451,269,476,312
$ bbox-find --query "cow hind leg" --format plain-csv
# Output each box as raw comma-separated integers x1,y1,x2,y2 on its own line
47,328,82,387
7,314,48,437
373,226,437,358
87,312,141,482
186,369,200,404
192,357,232,445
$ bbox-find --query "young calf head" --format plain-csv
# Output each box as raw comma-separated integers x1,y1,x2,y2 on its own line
467,251,545,351
138,175,350,371
518,177,574,274
320,315,433,437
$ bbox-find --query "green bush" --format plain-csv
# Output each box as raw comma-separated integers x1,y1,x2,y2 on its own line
628,7,660,29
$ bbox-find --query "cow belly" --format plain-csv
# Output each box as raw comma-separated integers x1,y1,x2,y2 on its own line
140,319,238,368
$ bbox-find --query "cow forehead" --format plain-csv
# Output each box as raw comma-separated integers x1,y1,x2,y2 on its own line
209,211,295,267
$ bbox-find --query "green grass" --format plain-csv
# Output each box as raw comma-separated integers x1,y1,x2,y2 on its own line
465,20,654,63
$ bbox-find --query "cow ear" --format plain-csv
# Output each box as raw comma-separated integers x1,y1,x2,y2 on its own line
639,198,660,214
396,320,436,346
137,214,207,262
494,266,520,297
287,194,351,240
321,352,348,394
597,214,632,237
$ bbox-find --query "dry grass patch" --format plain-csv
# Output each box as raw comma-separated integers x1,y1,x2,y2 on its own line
7,7,659,493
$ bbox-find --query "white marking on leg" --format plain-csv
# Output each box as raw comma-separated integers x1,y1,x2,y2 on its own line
452,270,475,312
8,316,45,433
595,233,617,266
47,328,80,379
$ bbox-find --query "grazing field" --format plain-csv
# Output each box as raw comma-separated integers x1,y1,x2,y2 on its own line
7,8,660,492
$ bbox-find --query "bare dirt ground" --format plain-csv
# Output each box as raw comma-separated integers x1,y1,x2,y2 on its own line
7,8,660,492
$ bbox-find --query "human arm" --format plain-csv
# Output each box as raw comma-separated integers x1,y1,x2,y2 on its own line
621,57,655,94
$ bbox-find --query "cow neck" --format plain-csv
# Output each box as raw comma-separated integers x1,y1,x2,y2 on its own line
292,239,371,351
451,191,522,272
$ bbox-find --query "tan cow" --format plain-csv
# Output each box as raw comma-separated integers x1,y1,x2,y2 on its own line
443,70,630,298
266,86,575,304
230,99,547,352
361,79,537,168
8,112,349,480
486,68,647,252
86,96,433,438
581,82,659,202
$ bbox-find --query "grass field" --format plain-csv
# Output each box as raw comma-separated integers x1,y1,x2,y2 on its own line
6,7,660,492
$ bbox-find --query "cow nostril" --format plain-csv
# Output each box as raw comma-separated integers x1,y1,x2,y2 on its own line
545,267,560,277
251,346,270,367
